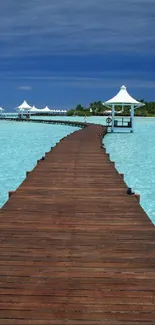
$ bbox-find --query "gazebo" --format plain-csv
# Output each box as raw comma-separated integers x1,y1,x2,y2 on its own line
41,106,51,113
16,100,32,111
0,107,4,116
31,106,40,113
16,100,32,118
104,85,144,132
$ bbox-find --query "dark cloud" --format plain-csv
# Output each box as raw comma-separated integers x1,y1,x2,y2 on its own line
0,0,154,56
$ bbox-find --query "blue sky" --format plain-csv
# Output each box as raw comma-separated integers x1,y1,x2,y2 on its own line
0,0,155,111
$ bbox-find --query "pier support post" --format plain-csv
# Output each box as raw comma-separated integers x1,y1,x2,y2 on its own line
112,104,115,132
8,191,14,198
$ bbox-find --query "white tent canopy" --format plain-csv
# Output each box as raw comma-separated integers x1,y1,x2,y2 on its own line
41,106,51,112
16,100,32,110
104,85,144,108
30,106,40,112
15,102,67,114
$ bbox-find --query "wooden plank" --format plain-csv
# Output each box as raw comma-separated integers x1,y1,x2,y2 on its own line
0,123,155,324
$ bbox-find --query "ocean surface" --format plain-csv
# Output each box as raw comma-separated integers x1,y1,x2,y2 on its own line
0,120,79,208
104,117,155,224
0,116,155,225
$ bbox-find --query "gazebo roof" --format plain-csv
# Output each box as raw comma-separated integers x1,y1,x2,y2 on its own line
31,106,40,111
17,100,32,109
0,107,4,111
42,106,51,112
104,85,144,107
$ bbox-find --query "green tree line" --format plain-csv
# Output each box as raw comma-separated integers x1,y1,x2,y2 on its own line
66,100,155,117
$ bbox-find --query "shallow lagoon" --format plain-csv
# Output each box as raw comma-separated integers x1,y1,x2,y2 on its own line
0,120,79,207
0,117,155,224
104,117,155,224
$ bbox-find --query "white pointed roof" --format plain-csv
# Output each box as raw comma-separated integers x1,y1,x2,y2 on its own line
42,106,51,112
104,85,144,107
17,100,32,109
0,107,4,111
31,105,40,112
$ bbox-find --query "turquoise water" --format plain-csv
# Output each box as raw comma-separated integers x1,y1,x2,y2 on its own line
104,118,155,224
0,121,79,208
31,115,107,124
0,117,155,225
1,113,107,124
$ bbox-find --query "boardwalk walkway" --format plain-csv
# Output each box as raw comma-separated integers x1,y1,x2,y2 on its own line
0,117,86,128
0,124,155,324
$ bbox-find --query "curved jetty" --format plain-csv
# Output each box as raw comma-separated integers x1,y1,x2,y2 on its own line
0,124,155,324
0,117,86,128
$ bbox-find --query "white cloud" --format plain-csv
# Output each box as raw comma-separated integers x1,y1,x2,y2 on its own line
0,0,154,56
19,86,32,90
13,76,155,90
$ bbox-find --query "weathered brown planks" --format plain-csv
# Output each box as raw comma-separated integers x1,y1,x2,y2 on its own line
0,123,155,324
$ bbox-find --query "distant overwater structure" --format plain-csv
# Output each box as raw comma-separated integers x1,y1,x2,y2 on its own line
15,100,67,117
0,107,4,116
104,85,144,133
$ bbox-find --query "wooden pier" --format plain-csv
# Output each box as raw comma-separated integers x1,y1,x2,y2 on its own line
0,117,86,128
0,123,155,324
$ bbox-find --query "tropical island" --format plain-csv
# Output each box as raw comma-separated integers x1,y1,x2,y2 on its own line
66,100,155,117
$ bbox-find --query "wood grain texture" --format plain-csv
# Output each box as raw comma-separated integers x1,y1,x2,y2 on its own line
0,123,155,324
